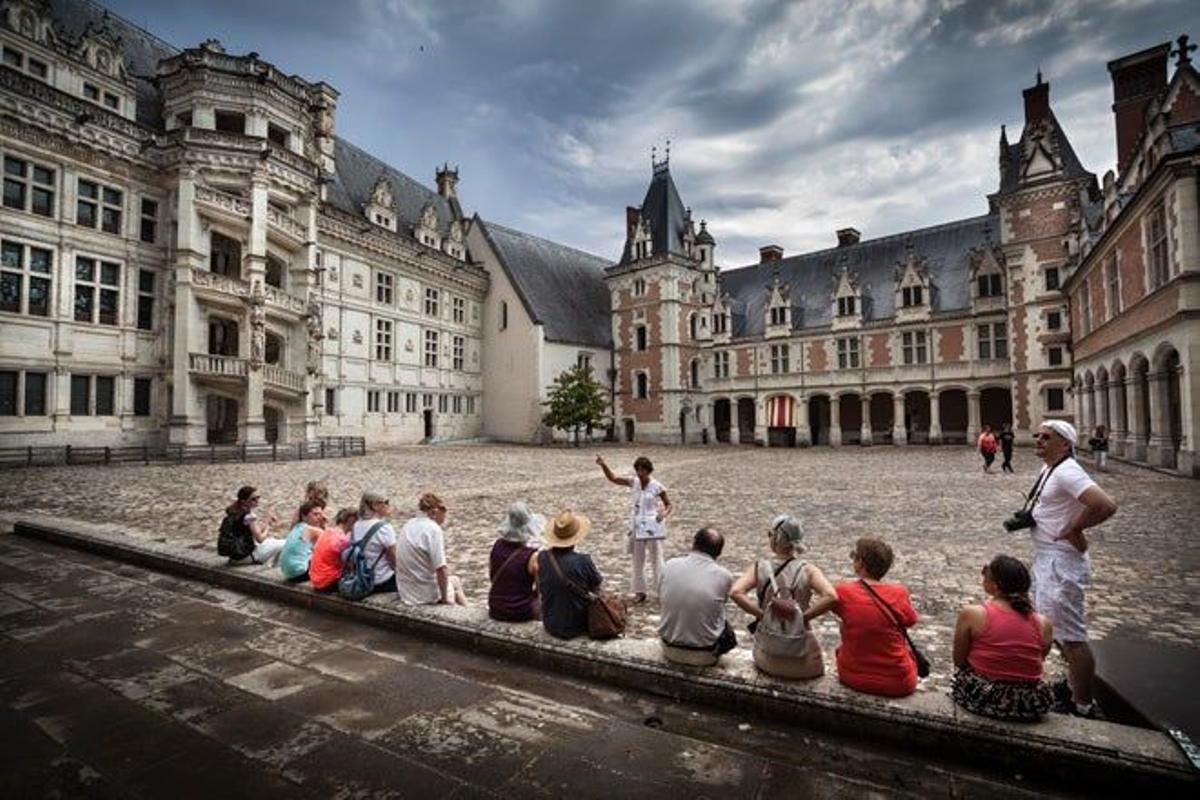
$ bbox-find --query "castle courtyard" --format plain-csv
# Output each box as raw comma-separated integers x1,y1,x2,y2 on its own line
1,444,1194,691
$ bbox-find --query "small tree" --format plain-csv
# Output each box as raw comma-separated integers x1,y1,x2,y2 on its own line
542,364,609,446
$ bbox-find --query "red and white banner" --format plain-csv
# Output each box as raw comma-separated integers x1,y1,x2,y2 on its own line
767,395,794,428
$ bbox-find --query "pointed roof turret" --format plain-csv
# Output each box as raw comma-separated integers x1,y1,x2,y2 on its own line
696,219,715,245
618,145,695,266
994,73,1093,196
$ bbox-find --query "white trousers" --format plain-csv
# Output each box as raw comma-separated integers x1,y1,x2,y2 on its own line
229,536,285,566
630,538,664,594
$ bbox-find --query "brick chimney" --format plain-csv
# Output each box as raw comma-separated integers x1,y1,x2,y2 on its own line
836,228,861,248
759,245,784,263
1022,72,1050,126
1107,42,1170,177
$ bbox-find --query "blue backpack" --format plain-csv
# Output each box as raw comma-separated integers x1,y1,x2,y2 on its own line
338,521,388,601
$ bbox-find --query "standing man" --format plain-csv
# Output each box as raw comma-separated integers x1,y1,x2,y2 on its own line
658,527,736,665
396,493,468,606
1029,420,1117,717
999,423,1016,473
596,455,673,604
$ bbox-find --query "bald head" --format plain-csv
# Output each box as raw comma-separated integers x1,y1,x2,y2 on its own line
692,527,724,559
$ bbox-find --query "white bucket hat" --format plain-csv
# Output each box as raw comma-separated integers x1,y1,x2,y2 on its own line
498,501,546,544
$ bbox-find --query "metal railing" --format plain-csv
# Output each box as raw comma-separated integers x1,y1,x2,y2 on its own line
0,436,366,470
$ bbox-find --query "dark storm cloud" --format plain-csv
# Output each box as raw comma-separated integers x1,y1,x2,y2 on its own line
104,0,1196,265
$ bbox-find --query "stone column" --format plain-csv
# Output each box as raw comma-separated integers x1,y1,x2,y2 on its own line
967,390,981,441
755,398,768,446
1107,380,1125,457
796,395,811,447
892,393,907,446
1097,381,1110,433
169,172,207,445
830,395,842,447
859,395,873,446
242,176,270,444
929,391,942,444
1147,371,1171,467
1125,376,1146,462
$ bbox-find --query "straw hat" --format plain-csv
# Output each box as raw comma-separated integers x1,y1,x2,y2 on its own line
498,501,546,544
545,510,592,548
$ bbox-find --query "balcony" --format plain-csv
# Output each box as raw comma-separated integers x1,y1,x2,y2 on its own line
267,206,307,245
189,353,247,381
263,364,307,395
189,268,307,315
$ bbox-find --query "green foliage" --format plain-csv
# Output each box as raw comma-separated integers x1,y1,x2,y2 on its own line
542,364,609,445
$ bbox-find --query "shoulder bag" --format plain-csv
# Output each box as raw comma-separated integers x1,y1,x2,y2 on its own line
858,579,930,678
545,550,626,640
337,521,388,601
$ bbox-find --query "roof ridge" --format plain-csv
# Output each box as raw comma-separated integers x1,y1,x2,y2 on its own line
72,0,181,57
724,213,994,273
334,135,443,200
481,218,611,264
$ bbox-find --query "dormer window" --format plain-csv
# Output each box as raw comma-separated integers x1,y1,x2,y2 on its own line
901,286,924,307
837,296,856,317
633,278,646,297
769,306,787,326
712,312,728,335
977,273,1003,298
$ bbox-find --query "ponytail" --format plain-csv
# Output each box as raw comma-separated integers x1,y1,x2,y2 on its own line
1006,591,1032,615
986,554,1034,616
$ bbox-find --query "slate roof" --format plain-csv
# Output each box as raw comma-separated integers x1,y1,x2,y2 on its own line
996,110,1092,195
718,215,996,339
325,138,460,237
475,217,612,348
51,0,177,128
619,165,691,265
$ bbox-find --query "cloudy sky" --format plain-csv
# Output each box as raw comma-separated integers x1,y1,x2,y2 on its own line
105,0,1193,267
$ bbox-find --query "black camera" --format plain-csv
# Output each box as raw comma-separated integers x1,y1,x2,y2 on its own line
1003,509,1035,532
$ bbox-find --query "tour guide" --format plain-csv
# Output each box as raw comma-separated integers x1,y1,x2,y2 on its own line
1029,419,1117,717
596,454,673,604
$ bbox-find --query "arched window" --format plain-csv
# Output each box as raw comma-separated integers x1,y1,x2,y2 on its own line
635,324,647,351
499,300,508,331
635,372,649,399
690,360,700,389
689,314,697,340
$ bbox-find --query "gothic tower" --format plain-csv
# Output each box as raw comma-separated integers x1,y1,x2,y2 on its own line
606,149,716,443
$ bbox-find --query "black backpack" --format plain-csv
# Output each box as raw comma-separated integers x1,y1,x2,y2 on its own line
218,511,255,561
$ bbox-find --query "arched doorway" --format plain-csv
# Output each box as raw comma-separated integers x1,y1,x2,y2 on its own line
623,418,635,443
736,398,756,444
869,393,893,445
264,331,285,366
1110,361,1127,455
980,386,1012,432
809,395,830,445
1158,347,1183,469
207,316,239,356
839,392,862,445
766,395,796,447
939,389,968,444
206,395,239,444
905,391,930,444
1095,367,1110,432
1135,358,1151,448
713,399,731,443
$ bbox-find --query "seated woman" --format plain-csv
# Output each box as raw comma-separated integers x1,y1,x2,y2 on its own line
488,501,545,622
310,508,357,593
290,481,330,525
223,485,285,566
952,555,1054,721
536,511,602,640
730,515,835,679
279,501,328,583
833,537,919,697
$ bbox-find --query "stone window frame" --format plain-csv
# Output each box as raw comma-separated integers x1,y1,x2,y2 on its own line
375,271,394,306
634,370,650,399
977,321,1008,361
690,358,701,388
901,329,928,365
69,373,116,417
452,295,465,324
1,238,53,317
387,390,401,414
1104,252,1121,319
132,377,152,417
374,318,393,362
136,268,155,331
452,335,465,371
0,368,50,416
405,392,418,413
139,197,158,244
423,329,439,368
1044,266,1060,291
633,277,647,297
73,254,121,326
769,343,790,374
1045,309,1062,331
3,153,56,218
424,287,440,317
836,336,860,369
713,351,730,379
76,177,123,235
1146,200,1169,291
366,389,381,414
452,395,463,415
1078,277,1092,336
1047,345,1064,367
634,323,648,352
1045,385,1066,412
324,387,337,415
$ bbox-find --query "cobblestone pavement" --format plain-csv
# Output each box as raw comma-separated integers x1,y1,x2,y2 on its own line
0,536,1055,798
1,444,1196,694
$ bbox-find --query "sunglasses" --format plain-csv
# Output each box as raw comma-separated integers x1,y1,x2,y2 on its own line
1033,433,1055,441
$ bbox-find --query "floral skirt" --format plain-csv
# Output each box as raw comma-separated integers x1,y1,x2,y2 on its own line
951,665,1053,722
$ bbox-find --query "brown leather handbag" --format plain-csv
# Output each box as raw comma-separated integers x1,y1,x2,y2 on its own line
546,551,627,639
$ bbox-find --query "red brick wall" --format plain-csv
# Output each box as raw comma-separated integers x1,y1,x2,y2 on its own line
868,333,890,368
1075,283,1180,360
736,348,753,377
615,279,664,423
1008,194,1073,242
1172,80,1200,125
808,340,827,371
938,326,964,363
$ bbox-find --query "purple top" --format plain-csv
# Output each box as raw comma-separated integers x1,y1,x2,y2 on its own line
488,538,539,622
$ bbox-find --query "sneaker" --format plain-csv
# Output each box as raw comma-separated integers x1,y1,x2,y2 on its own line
1070,702,1103,720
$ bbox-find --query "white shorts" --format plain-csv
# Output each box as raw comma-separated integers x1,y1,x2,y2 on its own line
1032,550,1090,643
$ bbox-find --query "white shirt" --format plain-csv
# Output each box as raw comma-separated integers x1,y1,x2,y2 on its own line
1031,457,1097,554
350,517,397,585
658,552,733,647
395,513,447,605
630,475,666,540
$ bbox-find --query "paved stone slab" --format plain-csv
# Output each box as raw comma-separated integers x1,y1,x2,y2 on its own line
226,660,326,701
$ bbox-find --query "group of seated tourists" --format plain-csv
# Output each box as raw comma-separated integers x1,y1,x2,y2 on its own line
218,483,1060,723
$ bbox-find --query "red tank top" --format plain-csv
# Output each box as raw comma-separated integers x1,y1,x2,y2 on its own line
967,602,1045,682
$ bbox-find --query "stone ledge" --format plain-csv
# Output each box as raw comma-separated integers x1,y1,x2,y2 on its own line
9,515,1195,792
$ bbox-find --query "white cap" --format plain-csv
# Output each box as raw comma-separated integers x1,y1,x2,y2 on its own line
1041,419,1078,446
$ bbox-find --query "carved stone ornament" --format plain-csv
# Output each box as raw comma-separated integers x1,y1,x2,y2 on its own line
250,328,265,369
328,265,339,282
352,273,363,289
352,330,363,345
370,176,395,210
419,202,437,231
405,288,414,303
404,339,414,352
449,219,464,243
327,326,339,340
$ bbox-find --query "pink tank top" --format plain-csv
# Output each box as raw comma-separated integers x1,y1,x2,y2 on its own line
967,602,1045,682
